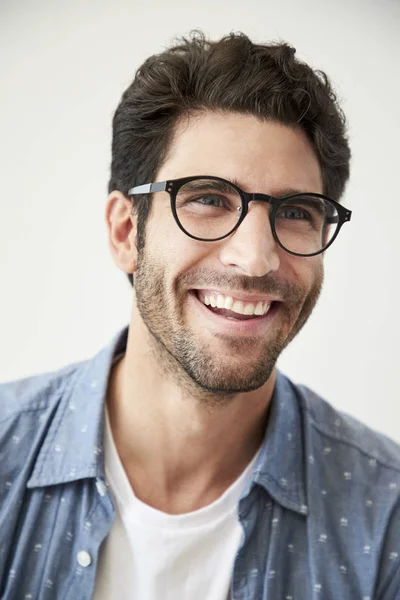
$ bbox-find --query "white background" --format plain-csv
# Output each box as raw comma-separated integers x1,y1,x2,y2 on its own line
1,0,399,440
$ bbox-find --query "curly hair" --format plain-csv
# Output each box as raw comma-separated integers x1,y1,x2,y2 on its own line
109,32,351,284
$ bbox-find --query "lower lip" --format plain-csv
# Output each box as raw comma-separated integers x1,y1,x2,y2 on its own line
188,292,278,335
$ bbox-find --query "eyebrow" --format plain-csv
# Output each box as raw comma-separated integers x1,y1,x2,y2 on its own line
272,188,313,199
181,179,237,194
230,178,313,199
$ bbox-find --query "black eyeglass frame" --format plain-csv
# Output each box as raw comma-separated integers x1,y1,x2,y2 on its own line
128,175,352,257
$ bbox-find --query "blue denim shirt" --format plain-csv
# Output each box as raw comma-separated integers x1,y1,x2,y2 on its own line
1,327,400,600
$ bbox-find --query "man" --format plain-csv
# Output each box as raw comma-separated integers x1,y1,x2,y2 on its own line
1,31,399,600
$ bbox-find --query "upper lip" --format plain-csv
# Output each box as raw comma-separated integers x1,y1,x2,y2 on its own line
192,289,280,303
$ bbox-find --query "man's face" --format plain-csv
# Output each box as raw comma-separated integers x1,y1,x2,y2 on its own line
133,112,324,395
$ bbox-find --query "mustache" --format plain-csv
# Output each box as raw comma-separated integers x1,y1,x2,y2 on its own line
178,268,304,303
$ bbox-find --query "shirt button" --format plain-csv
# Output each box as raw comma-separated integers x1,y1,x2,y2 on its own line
77,551,92,567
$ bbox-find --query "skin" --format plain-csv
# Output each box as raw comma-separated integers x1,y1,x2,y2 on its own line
105,111,324,514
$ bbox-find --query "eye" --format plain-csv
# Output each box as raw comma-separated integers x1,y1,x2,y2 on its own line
191,194,227,208
277,205,311,220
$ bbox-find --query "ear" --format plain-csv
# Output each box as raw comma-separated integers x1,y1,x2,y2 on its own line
105,191,138,275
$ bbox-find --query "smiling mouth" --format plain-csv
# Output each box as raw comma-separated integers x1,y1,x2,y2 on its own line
194,290,277,321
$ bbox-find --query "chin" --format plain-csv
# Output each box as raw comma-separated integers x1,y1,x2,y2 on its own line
183,355,278,397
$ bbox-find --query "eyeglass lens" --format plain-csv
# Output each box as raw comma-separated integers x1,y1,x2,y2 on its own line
174,178,339,255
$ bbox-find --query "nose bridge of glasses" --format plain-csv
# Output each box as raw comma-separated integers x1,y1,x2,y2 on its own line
238,193,276,239
248,192,274,206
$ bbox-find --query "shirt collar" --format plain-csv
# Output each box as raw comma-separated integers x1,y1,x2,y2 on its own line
28,329,307,515
27,328,129,489
248,371,308,515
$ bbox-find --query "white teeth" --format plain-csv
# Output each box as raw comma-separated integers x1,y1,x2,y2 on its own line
243,303,255,315
216,295,225,308
232,300,244,314
199,292,272,317
254,301,264,316
224,296,234,310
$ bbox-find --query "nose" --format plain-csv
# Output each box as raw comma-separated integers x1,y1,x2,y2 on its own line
218,203,280,277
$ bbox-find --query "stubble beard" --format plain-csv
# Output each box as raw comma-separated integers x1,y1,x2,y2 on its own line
134,246,323,403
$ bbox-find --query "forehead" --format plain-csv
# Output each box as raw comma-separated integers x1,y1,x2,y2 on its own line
157,111,323,195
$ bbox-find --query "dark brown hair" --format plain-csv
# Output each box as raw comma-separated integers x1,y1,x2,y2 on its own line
109,31,351,284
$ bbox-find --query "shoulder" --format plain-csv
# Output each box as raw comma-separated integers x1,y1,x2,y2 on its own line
0,360,85,425
0,360,90,508
294,380,400,475
287,379,400,596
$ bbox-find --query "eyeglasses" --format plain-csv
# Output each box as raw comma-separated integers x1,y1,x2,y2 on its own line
128,175,352,257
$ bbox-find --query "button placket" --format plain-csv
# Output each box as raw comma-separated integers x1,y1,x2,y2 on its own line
77,550,92,568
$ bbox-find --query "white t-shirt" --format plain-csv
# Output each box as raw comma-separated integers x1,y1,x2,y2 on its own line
94,410,260,600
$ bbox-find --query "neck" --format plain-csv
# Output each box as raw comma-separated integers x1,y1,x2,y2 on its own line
107,320,276,514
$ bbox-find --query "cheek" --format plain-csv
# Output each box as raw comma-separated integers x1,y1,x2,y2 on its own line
286,254,323,290
149,207,191,257
152,221,213,274
310,256,324,287
277,256,323,320
147,204,226,272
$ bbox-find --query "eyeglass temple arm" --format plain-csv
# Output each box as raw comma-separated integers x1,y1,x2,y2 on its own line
128,182,167,195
